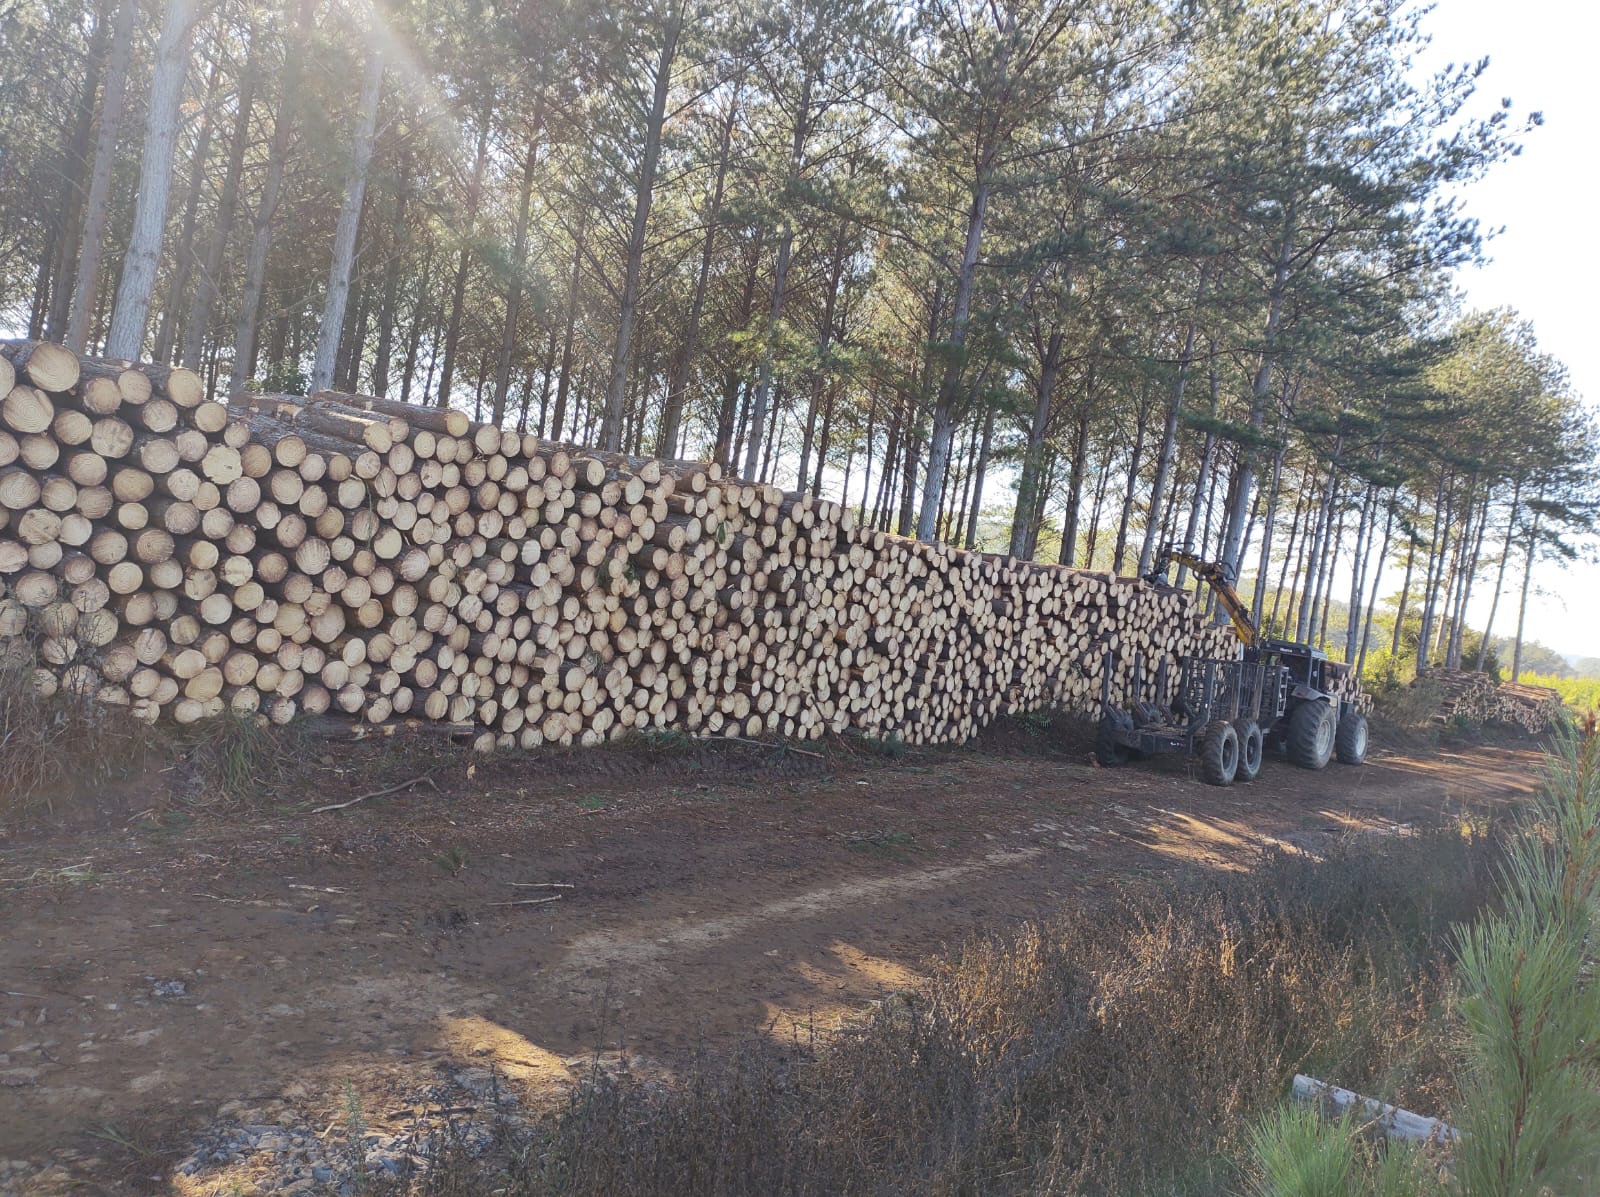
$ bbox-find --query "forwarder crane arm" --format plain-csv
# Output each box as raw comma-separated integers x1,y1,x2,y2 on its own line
1144,544,1259,649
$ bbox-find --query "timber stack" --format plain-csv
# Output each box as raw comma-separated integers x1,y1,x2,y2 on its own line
0,338,1242,752
1421,668,1565,735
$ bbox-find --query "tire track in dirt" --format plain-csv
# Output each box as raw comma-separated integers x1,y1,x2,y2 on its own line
556,846,1043,998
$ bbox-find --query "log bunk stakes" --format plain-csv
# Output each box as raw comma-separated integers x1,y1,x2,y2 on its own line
0,338,1246,754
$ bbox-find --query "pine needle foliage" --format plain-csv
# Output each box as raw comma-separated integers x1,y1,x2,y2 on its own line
1243,722,1600,1196
1451,721,1600,1195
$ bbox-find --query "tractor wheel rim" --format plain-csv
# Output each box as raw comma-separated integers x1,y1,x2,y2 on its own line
1316,716,1334,755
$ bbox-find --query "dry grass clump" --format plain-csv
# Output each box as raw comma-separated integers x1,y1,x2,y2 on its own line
395,827,1499,1197
1,617,309,814
0,639,152,815
168,710,310,806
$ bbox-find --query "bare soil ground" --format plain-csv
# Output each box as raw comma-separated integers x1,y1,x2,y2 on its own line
0,725,1540,1194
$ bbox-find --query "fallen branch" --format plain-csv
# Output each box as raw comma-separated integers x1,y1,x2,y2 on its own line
509,882,575,889
1292,1074,1458,1145
312,773,438,814
488,895,564,908
696,734,825,760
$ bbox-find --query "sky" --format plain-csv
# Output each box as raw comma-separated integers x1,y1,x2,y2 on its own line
1419,0,1600,660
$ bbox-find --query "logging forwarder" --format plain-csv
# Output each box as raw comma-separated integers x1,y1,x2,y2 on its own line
1093,544,1368,786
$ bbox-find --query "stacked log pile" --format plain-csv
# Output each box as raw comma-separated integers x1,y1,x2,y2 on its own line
0,339,1244,751
1422,668,1565,735
1496,682,1566,733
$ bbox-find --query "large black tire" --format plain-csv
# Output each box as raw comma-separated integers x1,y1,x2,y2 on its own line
1199,720,1240,786
1233,719,1264,782
1288,701,1336,771
1335,711,1369,766
1094,719,1129,767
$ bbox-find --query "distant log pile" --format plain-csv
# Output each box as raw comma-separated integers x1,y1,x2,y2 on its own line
0,338,1242,751
1324,665,1370,715
1422,668,1565,735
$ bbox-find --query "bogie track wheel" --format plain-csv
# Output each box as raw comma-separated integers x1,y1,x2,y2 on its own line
1336,711,1369,766
1288,701,1336,771
1233,719,1264,782
1094,718,1129,767
1199,720,1240,786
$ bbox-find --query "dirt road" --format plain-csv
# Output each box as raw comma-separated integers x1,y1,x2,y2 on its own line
0,730,1540,1192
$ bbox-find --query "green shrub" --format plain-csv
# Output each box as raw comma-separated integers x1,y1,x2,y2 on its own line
1244,1105,1447,1197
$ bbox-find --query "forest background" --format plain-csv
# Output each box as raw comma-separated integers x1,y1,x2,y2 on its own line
2,0,1596,694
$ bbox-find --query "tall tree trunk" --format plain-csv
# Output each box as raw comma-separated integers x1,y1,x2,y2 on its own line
45,0,113,340
1391,519,1417,657
1343,481,1377,664
1157,445,1185,552
1311,501,1344,649
1414,468,1451,672
1138,269,1209,575
229,1,311,394
657,94,736,458
873,401,901,530
310,45,384,392
916,176,990,542
397,251,432,405
730,380,753,469
338,268,370,391
856,390,878,521
1252,441,1286,624
1220,205,1296,573
181,25,257,369
436,98,492,409
1059,409,1091,566
106,0,200,360
370,140,410,397
1448,491,1492,669
1084,445,1115,567
897,413,920,537
1112,385,1152,574
551,219,586,441
714,243,764,467
758,380,783,483
1431,481,1476,663
1511,487,1543,682
1475,481,1523,673
964,405,994,550
812,385,839,495
492,114,543,425
743,73,813,478
65,0,140,352
602,7,681,450
1357,498,1395,677
1173,349,1220,587
154,40,225,364
532,331,557,435
1297,458,1339,644
1270,473,1309,633
947,417,978,536
1010,325,1063,559
798,220,848,487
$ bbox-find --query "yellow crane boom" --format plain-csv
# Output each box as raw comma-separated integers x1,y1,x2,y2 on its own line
1144,545,1259,649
